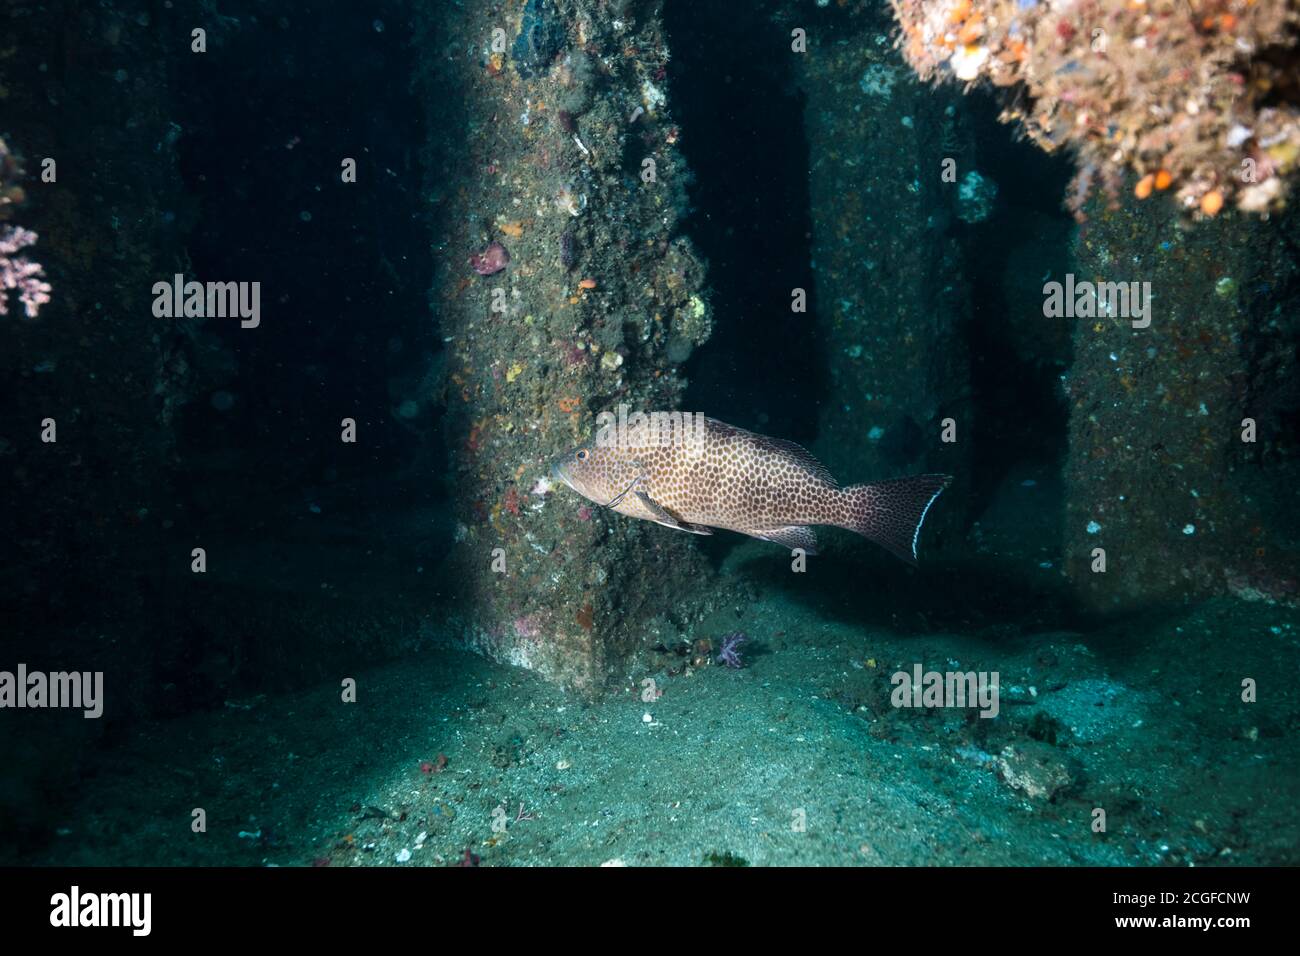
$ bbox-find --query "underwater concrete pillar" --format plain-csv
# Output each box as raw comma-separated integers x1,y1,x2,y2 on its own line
796,25,974,523
1061,204,1290,610
417,0,715,691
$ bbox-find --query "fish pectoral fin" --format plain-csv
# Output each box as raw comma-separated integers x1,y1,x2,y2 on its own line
748,526,819,554
634,491,713,536
606,471,644,509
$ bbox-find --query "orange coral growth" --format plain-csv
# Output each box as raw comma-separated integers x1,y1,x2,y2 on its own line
502,487,522,516
890,0,1300,218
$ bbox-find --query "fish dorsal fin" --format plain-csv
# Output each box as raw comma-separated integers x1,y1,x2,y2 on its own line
705,418,838,487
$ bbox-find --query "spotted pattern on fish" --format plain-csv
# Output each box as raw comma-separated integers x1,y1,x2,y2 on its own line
551,415,951,563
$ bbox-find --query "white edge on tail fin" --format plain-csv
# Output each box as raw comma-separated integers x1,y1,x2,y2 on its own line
911,483,947,562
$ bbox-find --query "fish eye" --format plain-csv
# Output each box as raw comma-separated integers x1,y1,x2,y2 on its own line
576,449,589,461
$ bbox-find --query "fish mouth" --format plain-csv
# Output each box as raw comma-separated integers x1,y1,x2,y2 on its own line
550,459,570,488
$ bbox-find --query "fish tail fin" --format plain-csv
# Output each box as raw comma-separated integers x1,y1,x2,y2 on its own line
841,474,951,565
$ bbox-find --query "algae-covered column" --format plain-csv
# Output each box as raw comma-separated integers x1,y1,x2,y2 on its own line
1061,205,1295,610
416,0,714,691
794,12,975,509
881,0,1300,605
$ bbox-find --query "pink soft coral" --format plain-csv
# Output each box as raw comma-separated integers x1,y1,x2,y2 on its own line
0,224,51,319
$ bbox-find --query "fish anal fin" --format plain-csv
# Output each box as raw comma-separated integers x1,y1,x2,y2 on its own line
635,491,714,536
748,526,819,555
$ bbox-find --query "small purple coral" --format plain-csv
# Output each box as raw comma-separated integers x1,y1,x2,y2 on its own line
469,241,509,276
716,632,749,669
559,229,577,271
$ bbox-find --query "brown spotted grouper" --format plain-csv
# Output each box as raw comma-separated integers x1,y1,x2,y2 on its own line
551,412,950,564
